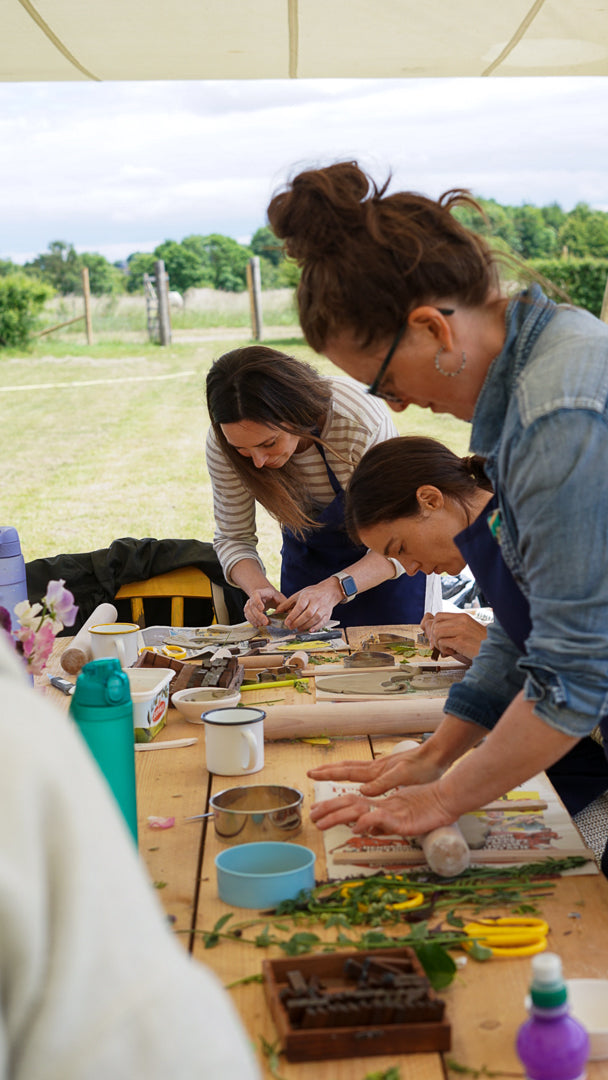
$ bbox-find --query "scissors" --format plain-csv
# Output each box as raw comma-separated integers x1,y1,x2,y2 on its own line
463,917,549,958
339,880,425,912
140,644,188,660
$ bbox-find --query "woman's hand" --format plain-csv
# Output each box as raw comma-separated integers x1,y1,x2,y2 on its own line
244,586,286,628
275,577,343,633
421,611,486,662
308,744,443,797
310,782,455,838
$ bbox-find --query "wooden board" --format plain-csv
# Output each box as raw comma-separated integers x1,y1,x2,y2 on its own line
316,773,598,878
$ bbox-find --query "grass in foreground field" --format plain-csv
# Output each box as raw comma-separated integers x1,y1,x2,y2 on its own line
1,333,470,585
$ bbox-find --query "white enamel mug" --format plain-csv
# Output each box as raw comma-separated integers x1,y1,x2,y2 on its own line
89,622,142,668
202,707,265,777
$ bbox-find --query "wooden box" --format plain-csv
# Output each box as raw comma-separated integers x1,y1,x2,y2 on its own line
262,947,451,1062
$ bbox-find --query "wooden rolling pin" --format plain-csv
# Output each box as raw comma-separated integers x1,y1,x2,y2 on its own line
263,698,444,740
240,650,308,672
389,738,471,877
61,603,118,674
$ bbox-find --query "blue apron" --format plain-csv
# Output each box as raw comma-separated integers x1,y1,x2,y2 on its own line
280,444,426,629
455,496,608,815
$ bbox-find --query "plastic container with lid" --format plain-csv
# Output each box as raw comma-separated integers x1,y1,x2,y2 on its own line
125,666,175,742
516,953,590,1080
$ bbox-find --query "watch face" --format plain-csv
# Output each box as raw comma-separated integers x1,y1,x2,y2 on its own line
341,575,357,598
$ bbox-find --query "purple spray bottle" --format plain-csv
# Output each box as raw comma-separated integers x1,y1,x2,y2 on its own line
516,952,589,1080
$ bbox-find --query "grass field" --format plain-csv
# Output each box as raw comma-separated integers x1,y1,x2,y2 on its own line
1,297,471,585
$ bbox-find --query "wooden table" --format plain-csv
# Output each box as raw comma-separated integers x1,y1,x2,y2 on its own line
41,628,608,1080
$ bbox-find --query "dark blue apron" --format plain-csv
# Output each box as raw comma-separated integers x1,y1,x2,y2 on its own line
280,444,426,629
455,496,608,815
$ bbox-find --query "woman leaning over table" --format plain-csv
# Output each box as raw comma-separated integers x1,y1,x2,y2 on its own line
265,160,608,840
205,346,439,632
344,435,608,833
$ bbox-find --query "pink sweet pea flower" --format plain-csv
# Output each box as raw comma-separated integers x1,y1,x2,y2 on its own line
44,579,78,628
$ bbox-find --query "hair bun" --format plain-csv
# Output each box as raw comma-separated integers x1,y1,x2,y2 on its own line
268,160,383,263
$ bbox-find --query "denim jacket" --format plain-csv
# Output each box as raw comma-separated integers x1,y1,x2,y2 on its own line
446,285,608,740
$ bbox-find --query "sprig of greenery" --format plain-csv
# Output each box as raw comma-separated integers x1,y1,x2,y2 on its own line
259,1037,289,1080
225,972,264,989
446,1059,523,1077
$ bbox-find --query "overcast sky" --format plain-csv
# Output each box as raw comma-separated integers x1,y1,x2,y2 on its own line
1,76,607,264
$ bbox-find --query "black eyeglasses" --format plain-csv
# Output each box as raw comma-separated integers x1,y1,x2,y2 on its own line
366,308,455,403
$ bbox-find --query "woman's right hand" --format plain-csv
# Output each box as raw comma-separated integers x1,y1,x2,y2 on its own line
421,611,486,662
244,586,286,628
307,743,443,797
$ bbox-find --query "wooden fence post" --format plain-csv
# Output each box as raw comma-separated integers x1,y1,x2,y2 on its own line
247,256,263,341
81,266,93,344
155,259,172,346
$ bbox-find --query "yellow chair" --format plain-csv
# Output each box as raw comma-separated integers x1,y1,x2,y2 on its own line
115,565,230,627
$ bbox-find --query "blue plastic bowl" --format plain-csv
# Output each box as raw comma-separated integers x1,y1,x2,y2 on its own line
215,841,316,908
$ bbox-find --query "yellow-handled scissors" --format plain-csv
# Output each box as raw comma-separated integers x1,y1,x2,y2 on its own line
339,880,425,912
463,917,549,958
140,644,188,660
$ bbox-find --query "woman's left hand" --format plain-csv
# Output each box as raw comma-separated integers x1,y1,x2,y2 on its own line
309,782,455,838
275,578,343,632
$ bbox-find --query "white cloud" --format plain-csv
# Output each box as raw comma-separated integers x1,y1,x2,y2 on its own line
1,76,607,262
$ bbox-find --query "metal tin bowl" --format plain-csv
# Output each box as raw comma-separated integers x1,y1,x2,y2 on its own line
210,784,304,844
215,841,316,908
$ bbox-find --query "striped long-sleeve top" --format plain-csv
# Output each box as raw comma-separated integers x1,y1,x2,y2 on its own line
205,376,397,585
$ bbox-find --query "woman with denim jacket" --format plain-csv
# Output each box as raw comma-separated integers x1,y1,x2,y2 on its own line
266,161,608,846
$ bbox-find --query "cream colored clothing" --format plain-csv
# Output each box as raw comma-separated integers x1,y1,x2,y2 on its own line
0,635,260,1080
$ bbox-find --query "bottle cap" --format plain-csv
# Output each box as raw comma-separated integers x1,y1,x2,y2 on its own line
72,658,131,709
0,526,22,558
530,952,568,1008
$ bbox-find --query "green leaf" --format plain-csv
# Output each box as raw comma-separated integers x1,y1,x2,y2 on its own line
279,931,321,956
446,910,465,927
467,939,494,962
414,943,458,990
225,972,264,989
213,912,234,932
336,929,354,945
405,919,429,940
254,925,275,948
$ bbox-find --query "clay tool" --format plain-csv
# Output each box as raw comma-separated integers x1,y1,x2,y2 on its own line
241,677,310,692
61,602,118,674
47,674,76,695
134,737,197,751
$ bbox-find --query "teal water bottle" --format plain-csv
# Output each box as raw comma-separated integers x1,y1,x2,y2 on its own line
69,658,138,843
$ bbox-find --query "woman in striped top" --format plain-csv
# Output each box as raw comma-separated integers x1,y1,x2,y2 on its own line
205,346,435,632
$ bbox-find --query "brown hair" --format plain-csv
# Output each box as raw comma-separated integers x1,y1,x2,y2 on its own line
345,436,492,542
267,161,499,352
206,346,333,534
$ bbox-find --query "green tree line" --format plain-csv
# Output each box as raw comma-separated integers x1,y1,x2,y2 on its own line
1,201,608,297
1,199,608,347
0,226,298,297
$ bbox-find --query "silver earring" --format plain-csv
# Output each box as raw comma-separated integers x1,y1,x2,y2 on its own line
435,345,466,377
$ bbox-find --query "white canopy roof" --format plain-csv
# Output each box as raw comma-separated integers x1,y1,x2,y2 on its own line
3,0,608,81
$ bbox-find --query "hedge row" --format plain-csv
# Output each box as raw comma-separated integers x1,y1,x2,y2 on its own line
0,274,52,348
528,258,608,318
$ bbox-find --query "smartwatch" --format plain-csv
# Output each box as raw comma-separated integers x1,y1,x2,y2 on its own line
334,572,358,603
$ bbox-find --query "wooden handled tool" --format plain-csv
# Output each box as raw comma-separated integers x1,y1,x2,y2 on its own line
263,698,444,740
386,739,471,876
61,602,118,674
